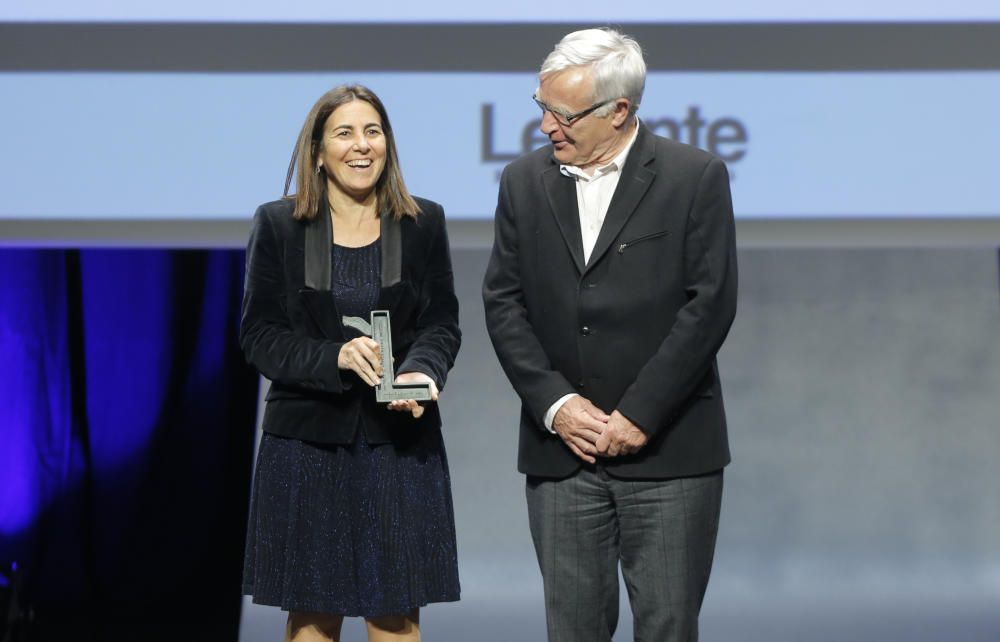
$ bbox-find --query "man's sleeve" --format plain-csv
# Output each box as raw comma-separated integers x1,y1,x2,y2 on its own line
543,394,577,433
482,167,576,428
616,157,738,434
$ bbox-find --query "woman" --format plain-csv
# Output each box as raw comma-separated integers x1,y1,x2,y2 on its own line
240,85,461,642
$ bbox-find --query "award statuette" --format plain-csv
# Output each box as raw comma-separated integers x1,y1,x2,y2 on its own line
342,310,434,403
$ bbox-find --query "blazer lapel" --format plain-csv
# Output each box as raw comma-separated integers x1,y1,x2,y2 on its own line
379,208,402,288
375,209,408,313
542,163,585,273
303,200,332,291
302,204,409,338
585,124,657,272
300,202,345,341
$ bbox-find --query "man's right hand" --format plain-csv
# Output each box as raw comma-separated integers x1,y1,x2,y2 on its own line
552,396,609,464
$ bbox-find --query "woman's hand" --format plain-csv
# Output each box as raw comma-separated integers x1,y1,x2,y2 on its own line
387,372,439,419
337,337,382,386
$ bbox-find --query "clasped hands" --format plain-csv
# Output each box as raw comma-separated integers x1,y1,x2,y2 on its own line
552,395,648,464
338,337,438,419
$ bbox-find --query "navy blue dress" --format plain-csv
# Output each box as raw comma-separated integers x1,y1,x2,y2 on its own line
242,239,460,617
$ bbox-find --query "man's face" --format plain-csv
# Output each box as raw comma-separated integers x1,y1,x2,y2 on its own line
536,68,623,169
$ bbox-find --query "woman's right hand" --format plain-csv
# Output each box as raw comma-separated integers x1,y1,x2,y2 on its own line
338,337,383,387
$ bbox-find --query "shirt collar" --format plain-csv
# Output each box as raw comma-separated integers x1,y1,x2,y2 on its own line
559,117,640,181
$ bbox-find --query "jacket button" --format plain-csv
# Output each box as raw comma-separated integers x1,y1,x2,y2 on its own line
580,326,591,336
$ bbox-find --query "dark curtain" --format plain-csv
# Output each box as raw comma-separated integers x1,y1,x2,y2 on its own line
0,248,259,642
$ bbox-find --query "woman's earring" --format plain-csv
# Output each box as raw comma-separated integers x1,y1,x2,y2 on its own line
315,165,322,175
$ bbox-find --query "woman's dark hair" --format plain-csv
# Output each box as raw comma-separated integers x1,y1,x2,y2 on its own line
284,84,419,220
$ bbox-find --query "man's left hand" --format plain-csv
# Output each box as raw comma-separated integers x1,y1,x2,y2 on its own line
595,411,648,457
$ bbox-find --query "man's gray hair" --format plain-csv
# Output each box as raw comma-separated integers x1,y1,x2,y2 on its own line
540,28,646,117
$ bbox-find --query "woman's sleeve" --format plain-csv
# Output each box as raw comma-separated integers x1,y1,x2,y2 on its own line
238,205,349,393
396,204,461,390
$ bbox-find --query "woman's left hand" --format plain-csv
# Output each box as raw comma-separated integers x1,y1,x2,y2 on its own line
387,372,439,419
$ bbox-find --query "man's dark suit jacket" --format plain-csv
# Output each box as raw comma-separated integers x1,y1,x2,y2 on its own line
483,123,737,479
240,196,461,446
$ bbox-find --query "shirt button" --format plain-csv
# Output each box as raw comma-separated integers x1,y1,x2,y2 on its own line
580,326,591,336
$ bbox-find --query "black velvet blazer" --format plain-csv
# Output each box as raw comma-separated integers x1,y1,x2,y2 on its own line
239,196,460,445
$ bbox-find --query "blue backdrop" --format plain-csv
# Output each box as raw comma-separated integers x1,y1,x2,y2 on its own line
0,248,259,641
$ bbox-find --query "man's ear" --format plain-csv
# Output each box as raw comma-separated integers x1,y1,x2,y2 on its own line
611,99,632,128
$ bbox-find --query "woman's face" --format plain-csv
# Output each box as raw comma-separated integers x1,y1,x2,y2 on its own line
318,100,387,202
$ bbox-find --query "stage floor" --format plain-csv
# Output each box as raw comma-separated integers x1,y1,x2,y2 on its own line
239,574,1000,642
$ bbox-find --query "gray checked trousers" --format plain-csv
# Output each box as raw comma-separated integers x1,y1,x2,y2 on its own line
526,466,723,642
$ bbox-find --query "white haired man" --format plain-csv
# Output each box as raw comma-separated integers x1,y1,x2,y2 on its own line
483,28,737,641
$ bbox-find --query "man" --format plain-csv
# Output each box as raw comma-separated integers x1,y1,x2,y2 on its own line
482,28,737,642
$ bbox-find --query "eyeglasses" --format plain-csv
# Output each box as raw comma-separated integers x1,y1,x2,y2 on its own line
532,95,613,127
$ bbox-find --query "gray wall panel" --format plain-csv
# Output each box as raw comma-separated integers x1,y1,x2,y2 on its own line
716,249,1000,592
242,245,1000,641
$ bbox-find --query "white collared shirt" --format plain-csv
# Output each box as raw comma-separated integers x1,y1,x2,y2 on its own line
558,119,640,264
543,119,640,432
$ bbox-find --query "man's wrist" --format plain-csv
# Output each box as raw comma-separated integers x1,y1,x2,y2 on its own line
543,394,578,433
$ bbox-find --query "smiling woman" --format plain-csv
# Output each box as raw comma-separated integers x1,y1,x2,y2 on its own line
317,101,387,203
239,84,462,642
284,85,419,224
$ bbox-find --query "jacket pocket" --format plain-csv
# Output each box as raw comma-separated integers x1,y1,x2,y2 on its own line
617,229,669,254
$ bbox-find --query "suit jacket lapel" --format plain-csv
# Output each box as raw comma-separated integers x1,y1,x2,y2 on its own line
379,208,402,288
375,209,406,311
586,124,657,272
303,200,332,291
542,163,585,273
300,201,344,340
304,201,401,292
302,202,408,336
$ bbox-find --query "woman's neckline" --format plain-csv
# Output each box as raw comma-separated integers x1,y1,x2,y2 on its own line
332,236,380,250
